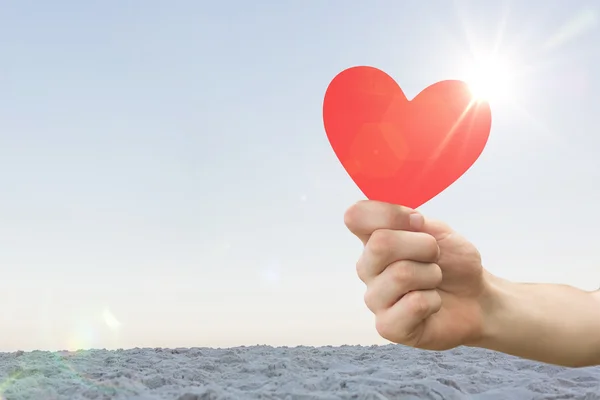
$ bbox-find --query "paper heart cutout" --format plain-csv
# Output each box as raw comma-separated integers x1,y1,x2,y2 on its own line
323,66,492,208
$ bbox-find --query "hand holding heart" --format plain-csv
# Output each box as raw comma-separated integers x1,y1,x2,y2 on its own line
327,66,494,350
344,200,489,350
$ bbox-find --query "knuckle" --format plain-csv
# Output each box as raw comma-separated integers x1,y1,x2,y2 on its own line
368,230,395,257
407,291,430,318
375,314,412,344
363,287,377,312
375,316,397,342
355,258,367,282
388,261,415,286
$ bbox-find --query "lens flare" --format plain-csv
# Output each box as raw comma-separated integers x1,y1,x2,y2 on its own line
103,308,122,331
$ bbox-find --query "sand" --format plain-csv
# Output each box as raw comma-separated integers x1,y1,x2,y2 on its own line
0,345,598,399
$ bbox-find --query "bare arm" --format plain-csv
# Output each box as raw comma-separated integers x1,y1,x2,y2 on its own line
476,271,600,367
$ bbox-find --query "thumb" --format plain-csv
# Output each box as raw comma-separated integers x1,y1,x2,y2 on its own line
409,211,454,242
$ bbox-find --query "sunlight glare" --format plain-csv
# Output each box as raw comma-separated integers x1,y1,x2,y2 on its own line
465,56,514,103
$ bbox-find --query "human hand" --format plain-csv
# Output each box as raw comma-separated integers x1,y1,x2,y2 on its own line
344,200,490,350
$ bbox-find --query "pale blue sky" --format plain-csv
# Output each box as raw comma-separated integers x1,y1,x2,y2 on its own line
0,0,599,351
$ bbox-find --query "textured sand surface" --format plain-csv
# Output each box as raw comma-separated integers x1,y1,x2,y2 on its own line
0,345,598,399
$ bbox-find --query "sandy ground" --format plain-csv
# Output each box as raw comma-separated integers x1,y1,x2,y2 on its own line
0,345,598,399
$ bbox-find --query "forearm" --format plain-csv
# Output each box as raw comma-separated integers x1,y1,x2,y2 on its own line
476,271,600,367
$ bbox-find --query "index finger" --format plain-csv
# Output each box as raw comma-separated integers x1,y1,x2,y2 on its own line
344,200,424,245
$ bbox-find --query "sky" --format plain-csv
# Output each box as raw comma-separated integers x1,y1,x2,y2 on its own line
0,0,599,352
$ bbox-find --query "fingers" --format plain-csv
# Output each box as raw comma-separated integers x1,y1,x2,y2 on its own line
364,261,442,313
344,200,424,245
356,229,439,284
345,200,448,347
344,200,453,243
375,290,442,345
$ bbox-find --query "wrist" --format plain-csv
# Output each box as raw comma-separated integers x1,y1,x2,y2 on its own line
471,269,513,349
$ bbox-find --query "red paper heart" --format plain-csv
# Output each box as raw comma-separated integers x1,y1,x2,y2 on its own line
323,66,492,208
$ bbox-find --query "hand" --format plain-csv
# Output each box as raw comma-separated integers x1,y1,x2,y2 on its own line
344,200,490,350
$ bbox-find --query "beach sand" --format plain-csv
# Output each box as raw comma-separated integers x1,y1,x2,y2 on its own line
0,345,598,399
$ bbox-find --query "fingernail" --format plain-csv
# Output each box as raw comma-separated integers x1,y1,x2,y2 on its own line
409,213,424,231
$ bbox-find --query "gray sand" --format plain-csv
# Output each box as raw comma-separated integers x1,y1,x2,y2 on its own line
0,345,598,399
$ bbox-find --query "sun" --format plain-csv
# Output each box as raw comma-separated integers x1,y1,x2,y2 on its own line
465,56,515,103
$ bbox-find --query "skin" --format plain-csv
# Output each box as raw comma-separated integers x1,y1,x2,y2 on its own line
344,200,600,368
